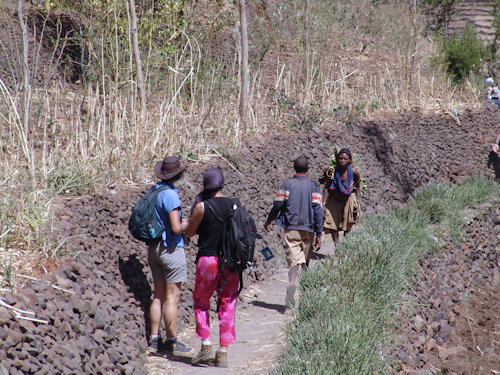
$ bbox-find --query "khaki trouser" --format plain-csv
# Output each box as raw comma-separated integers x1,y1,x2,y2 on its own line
284,229,314,268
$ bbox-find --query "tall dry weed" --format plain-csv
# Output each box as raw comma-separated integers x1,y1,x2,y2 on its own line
265,0,481,126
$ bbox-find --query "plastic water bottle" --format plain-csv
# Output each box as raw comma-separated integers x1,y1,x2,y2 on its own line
148,224,155,238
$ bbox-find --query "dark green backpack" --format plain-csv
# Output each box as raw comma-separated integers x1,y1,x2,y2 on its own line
128,184,171,243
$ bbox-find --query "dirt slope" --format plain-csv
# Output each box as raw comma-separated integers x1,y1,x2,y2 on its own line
0,109,499,374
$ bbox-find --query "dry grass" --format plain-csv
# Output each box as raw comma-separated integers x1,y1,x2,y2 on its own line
265,1,481,121
0,0,486,290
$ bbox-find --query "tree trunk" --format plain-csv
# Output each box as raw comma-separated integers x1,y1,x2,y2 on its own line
18,0,31,136
239,0,249,128
128,0,147,125
17,0,34,180
304,0,311,101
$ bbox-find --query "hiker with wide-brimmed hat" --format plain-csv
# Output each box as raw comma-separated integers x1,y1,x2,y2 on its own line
147,156,194,357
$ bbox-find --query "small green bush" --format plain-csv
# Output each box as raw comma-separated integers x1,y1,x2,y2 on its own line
438,22,490,82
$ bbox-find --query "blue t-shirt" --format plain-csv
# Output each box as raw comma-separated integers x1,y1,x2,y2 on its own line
155,181,184,248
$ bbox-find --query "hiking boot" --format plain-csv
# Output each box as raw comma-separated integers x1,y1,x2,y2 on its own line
215,350,228,368
285,283,296,308
147,336,160,354
191,344,214,365
164,338,195,357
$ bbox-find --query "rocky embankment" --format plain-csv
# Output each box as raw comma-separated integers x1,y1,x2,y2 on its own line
390,202,499,374
1,109,499,374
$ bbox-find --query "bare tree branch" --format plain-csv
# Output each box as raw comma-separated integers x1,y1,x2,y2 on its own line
128,0,147,125
238,0,249,128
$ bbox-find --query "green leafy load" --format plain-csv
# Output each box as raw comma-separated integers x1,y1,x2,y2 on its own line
323,146,367,194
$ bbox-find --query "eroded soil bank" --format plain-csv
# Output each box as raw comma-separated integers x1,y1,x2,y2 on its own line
0,109,499,374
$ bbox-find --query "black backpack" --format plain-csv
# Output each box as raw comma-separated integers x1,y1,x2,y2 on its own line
206,198,260,305
128,184,171,243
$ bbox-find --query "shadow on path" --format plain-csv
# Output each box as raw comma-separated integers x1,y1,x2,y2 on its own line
250,300,286,314
149,351,194,365
310,252,328,261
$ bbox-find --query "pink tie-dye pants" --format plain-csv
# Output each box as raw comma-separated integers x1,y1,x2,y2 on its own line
193,256,239,346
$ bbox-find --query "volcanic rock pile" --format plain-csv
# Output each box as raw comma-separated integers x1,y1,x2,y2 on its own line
389,202,499,374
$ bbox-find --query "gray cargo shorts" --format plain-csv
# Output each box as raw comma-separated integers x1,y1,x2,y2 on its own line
147,241,187,283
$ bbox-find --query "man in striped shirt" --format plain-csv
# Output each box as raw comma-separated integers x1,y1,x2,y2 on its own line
264,155,323,308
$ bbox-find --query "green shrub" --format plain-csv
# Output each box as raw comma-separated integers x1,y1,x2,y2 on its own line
438,22,490,82
411,178,495,242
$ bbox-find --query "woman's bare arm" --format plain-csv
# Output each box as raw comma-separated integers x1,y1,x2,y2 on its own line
185,202,205,237
168,208,184,234
322,186,329,206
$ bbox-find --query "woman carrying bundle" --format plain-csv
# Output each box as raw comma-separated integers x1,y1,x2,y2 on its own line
322,148,362,244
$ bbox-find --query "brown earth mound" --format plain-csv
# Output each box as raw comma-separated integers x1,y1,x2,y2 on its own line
0,109,499,374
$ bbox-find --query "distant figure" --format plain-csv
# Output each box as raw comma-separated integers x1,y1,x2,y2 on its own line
185,168,240,368
147,156,194,357
322,148,361,245
264,155,323,308
492,127,500,153
488,150,500,179
485,77,500,108
489,127,500,179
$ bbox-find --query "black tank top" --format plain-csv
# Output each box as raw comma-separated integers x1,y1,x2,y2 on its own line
197,197,233,259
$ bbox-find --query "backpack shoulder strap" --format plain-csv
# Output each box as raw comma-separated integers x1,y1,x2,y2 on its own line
149,183,172,203
205,199,225,223
155,183,172,194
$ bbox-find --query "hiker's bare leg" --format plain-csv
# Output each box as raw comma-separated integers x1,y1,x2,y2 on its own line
331,230,339,243
164,282,181,338
285,265,300,308
150,279,167,336
324,230,339,257
288,264,299,285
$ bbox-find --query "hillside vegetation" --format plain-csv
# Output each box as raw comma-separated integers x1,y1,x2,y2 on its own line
0,0,496,279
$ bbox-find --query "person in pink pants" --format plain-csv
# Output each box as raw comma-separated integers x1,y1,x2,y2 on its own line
185,167,239,368
193,256,239,348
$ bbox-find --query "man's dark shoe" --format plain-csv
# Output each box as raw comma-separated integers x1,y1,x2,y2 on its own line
164,338,195,357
